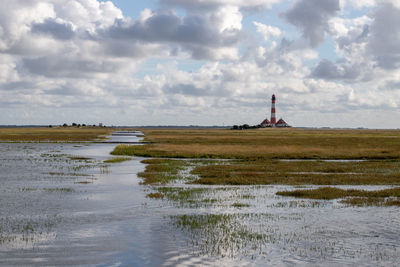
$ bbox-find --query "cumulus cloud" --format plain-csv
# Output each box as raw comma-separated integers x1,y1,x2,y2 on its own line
311,1,400,83
0,0,399,128
284,0,340,47
102,9,243,59
253,22,281,40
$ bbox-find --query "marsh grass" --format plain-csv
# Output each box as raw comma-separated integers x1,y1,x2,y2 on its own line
104,157,132,163
232,202,251,208
111,128,400,186
43,188,74,193
156,187,209,203
0,127,114,142
172,213,268,257
74,181,93,184
137,159,191,184
112,128,400,160
146,192,164,199
191,160,400,185
276,187,400,206
340,197,400,207
67,156,93,161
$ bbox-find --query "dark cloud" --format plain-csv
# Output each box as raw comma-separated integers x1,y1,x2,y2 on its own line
31,18,75,40
284,0,340,47
368,2,400,69
101,12,242,59
108,13,239,45
381,80,400,91
310,59,360,81
22,56,122,78
0,81,34,91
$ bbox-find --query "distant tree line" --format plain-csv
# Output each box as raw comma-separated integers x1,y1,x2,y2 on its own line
231,124,262,130
48,123,106,128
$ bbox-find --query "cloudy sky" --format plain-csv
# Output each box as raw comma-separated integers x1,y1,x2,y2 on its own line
1,0,399,128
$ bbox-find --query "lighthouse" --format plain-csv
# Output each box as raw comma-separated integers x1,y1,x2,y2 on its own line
259,94,291,128
270,94,276,126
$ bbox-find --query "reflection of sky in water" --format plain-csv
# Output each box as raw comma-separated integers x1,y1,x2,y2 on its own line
0,132,399,266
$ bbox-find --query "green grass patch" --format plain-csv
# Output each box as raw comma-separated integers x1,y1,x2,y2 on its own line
137,159,190,184
104,157,132,163
0,127,114,142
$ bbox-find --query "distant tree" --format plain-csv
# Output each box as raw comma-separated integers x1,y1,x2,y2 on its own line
63,123,68,127
72,123,77,127
243,124,250,129
232,125,239,130
82,124,86,127
48,125,52,128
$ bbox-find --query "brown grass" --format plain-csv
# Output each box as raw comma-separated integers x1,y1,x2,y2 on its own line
190,160,400,185
146,192,164,199
113,128,400,160
0,127,114,142
112,128,400,186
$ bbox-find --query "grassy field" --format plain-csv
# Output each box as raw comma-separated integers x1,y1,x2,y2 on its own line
0,127,114,142
112,128,400,159
112,128,400,205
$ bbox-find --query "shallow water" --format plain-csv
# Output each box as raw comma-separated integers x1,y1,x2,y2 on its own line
0,133,399,266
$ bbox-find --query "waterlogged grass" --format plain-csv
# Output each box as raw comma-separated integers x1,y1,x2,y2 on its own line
67,156,93,161
43,188,74,193
155,187,210,207
341,197,400,207
276,187,400,206
0,216,58,246
232,202,251,208
104,157,132,164
276,187,400,199
0,127,113,142
146,192,164,199
137,159,192,184
171,213,274,258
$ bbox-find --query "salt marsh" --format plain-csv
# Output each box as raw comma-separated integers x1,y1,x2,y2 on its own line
0,132,399,266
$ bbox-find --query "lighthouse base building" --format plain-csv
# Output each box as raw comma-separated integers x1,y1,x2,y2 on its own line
260,94,291,128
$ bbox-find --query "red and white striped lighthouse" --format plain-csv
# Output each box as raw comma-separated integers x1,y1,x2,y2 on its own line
270,94,276,126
